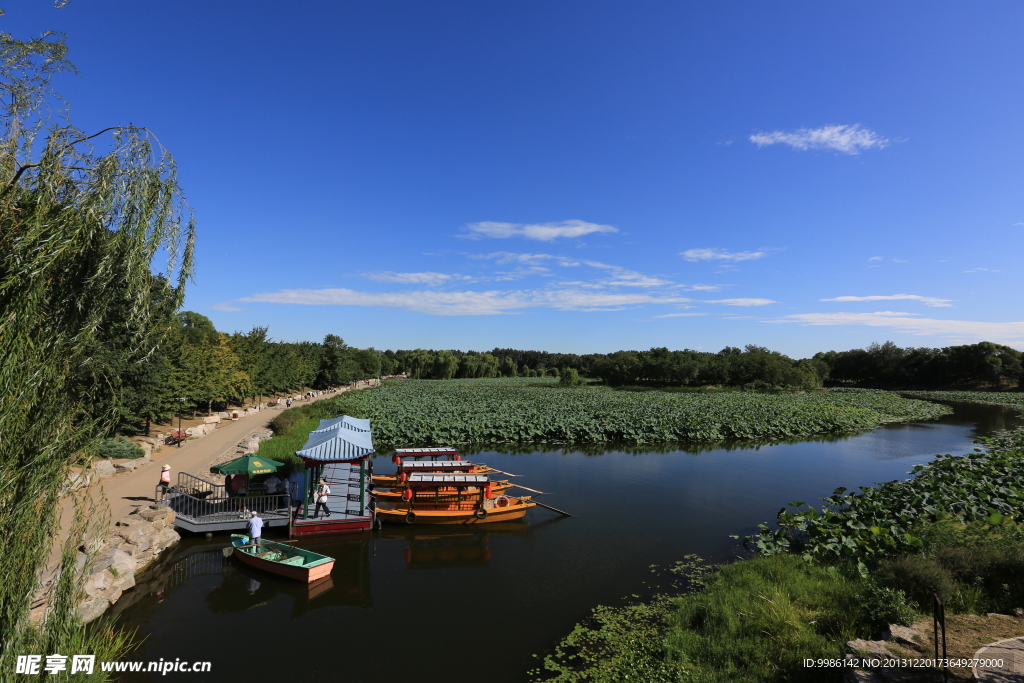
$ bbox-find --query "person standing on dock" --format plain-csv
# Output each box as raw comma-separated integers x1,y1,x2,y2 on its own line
314,478,331,518
246,510,263,547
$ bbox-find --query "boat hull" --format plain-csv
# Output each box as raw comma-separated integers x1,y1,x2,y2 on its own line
230,536,334,583
376,498,535,525
370,480,512,500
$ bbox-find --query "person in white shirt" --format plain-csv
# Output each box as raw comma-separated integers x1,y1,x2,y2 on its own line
314,479,331,518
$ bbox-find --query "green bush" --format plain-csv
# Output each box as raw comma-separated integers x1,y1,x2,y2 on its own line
875,520,1024,614
859,583,917,629
96,437,145,460
558,368,584,388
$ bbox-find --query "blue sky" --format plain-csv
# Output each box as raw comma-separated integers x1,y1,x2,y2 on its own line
8,1,1023,357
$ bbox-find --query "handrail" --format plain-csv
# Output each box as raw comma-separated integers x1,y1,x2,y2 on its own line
933,589,947,681
156,485,291,524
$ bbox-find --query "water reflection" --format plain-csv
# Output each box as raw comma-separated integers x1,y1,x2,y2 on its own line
110,400,1022,683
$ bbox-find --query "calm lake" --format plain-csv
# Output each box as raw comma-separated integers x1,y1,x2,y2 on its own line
111,401,1022,682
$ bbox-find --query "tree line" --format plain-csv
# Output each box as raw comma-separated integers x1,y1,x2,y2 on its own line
93,310,384,435
383,341,1022,391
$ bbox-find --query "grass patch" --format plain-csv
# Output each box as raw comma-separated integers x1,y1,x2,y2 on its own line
532,555,895,683
257,392,367,473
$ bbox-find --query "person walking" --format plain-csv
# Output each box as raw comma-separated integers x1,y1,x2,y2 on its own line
246,510,264,548
157,464,171,501
314,478,331,519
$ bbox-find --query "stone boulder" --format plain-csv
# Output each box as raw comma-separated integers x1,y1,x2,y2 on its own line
138,505,175,530
93,459,116,479
846,639,892,660
83,570,113,598
151,526,180,552
883,624,921,647
64,469,92,493
113,459,140,474
77,596,110,624
203,415,221,424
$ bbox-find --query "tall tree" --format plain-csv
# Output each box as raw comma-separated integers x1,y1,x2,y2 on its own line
0,32,194,666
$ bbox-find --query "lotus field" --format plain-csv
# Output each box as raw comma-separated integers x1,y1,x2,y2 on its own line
904,390,1024,410
354,380,951,446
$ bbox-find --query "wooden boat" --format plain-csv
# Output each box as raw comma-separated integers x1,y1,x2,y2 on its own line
371,477,513,500
375,474,536,525
393,447,460,459
371,459,496,488
230,534,334,583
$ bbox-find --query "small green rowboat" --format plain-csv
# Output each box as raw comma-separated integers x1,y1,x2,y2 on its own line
230,534,334,583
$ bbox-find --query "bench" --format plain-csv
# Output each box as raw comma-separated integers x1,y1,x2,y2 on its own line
165,429,189,445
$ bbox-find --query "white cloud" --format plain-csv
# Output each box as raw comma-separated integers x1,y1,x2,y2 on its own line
706,298,779,306
769,312,1024,347
821,294,953,308
239,287,693,316
964,267,1001,273
460,219,618,241
867,256,884,261
581,260,673,287
363,271,472,286
470,252,673,288
210,302,244,312
749,124,890,154
684,284,723,292
681,248,767,262
652,312,708,318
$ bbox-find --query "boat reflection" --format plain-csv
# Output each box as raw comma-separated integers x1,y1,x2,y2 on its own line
375,518,566,570
209,537,372,615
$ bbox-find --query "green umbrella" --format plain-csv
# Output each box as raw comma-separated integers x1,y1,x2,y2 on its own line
211,454,285,476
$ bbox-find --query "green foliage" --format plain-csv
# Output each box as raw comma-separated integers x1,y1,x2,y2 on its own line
661,555,874,683
534,555,877,683
859,584,917,629
0,30,193,670
747,428,1024,569
902,390,1024,410
875,520,1024,614
823,341,1022,388
357,380,949,447
95,437,145,460
260,392,367,473
558,367,584,388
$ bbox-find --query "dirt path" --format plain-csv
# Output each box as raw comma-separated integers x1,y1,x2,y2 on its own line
46,383,378,570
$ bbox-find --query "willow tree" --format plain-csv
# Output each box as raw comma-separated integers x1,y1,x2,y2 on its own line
0,31,194,669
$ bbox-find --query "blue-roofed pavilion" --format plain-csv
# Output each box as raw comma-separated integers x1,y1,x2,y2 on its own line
290,415,375,537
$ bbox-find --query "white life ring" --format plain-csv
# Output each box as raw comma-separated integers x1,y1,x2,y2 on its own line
495,495,510,508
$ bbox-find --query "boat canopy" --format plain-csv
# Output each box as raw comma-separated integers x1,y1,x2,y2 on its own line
399,460,474,470
296,415,374,462
407,473,490,486
394,447,458,455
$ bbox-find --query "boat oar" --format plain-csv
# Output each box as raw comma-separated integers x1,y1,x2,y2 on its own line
509,484,546,495
222,540,296,557
481,468,521,477
527,499,572,516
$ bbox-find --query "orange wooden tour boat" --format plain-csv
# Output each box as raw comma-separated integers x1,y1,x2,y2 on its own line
375,474,536,525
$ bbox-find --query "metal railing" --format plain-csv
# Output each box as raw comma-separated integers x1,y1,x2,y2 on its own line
933,590,948,682
156,472,291,525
